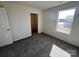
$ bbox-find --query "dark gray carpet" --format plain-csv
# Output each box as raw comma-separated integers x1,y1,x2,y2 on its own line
0,33,79,57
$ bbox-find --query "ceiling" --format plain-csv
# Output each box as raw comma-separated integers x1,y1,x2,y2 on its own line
12,1,69,10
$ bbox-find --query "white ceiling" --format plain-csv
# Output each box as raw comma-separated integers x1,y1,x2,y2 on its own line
12,1,69,10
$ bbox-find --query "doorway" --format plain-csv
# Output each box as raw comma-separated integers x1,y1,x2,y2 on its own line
31,13,38,35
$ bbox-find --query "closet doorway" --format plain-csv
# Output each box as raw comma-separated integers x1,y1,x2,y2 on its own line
30,13,38,35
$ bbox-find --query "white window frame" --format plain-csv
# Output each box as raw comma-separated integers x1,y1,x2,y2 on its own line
56,8,76,34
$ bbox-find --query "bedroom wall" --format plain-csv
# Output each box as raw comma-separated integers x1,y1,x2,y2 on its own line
43,1,79,47
0,2,43,41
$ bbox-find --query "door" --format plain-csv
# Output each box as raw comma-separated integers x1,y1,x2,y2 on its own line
31,13,38,35
0,8,13,47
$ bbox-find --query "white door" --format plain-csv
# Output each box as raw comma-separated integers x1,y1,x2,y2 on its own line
0,8,13,47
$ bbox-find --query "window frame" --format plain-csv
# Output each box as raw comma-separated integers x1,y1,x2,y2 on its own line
56,7,76,34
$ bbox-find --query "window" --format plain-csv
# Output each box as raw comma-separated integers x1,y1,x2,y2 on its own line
56,8,76,34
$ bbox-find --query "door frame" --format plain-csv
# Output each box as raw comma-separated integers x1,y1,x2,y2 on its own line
30,13,38,35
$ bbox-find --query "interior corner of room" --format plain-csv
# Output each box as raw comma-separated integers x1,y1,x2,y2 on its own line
0,1,79,57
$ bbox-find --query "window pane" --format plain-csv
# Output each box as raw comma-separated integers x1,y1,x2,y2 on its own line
56,8,76,34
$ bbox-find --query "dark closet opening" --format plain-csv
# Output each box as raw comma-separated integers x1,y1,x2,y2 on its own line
30,13,38,35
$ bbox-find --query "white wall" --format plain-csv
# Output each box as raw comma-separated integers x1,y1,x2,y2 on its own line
43,2,79,47
0,2,43,41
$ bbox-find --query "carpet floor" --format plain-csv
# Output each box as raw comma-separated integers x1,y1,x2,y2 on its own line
0,33,79,57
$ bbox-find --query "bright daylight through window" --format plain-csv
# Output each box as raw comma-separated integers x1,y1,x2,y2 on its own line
56,8,76,34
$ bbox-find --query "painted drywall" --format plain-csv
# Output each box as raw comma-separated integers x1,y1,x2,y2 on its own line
43,1,79,47
0,2,43,41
